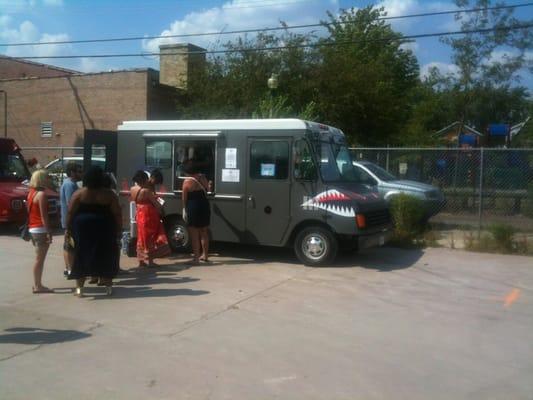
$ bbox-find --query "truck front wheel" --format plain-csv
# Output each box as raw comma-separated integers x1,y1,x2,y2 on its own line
166,217,191,253
294,226,338,266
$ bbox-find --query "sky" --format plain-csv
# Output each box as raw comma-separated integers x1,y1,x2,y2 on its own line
0,0,531,88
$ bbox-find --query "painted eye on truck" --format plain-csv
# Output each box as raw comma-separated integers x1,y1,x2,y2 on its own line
11,199,23,210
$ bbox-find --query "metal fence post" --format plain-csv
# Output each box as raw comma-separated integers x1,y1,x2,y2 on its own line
60,147,64,185
386,145,390,171
477,147,484,239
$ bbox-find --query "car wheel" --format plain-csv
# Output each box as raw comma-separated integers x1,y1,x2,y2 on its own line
166,217,191,253
294,226,338,266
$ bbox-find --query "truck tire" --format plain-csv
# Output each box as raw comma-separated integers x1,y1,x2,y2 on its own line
166,217,191,253
294,226,338,266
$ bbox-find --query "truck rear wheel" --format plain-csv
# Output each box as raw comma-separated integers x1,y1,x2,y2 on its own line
294,226,338,266
166,217,191,253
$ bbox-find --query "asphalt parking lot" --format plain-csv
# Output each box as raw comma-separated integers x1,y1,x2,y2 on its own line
0,231,532,400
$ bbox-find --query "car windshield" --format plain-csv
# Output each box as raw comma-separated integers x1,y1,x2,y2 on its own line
364,163,396,181
316,141,360,182
0,153,31,181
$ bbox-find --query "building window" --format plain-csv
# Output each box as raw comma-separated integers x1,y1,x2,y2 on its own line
41,122,53,138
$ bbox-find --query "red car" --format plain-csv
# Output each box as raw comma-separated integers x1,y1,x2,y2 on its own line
0,138,59,225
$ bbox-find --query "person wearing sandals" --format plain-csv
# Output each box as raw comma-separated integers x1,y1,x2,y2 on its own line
182,160,211,264
131,170,170,268
67,166,122,297
27,169,54,294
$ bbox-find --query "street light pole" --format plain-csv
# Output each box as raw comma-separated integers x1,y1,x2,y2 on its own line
0,90,6,138
267,73,278,118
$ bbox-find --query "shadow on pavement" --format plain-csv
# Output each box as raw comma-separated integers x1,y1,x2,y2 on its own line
351,247,425,271
0,327,91,345
90,286,209,300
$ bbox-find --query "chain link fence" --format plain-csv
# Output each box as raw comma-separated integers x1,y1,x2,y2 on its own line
351,148,533,234
20,146,533,234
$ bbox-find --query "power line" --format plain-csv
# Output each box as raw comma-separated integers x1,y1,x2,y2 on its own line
1,2,531,48
6,24,532,60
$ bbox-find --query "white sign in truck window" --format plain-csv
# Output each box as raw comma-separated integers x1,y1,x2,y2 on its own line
222,169,240,182
261,163,275,177
225,148,237,169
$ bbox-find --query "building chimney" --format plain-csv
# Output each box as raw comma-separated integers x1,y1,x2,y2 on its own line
159,43,206,90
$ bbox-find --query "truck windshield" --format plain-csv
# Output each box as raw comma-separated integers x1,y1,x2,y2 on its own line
0,153,31,181
317,141,359,182
364,163,396,181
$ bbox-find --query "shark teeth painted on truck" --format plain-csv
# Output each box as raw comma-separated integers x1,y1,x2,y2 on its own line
301,189,356,217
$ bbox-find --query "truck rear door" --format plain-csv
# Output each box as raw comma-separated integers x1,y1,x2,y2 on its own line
83,129,117,175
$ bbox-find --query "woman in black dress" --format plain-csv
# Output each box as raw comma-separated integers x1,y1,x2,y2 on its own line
182,160,211,264
67,166,122,296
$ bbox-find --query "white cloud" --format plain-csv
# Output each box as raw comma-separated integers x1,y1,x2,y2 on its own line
378,0,454,30
0,19,71,60
142,0,340,54
400,41,419,53
0,0,62,13
420,61,459,79
78,57,102,73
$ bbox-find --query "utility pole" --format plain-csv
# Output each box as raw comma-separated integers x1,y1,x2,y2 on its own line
0,90,6,138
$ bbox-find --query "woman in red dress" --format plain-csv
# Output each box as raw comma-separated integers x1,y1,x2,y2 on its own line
131,170,170,267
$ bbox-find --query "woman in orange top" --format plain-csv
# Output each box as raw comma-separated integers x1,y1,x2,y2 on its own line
27,169,53,293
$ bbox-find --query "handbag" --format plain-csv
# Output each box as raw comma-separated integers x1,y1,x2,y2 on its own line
19,191,35,242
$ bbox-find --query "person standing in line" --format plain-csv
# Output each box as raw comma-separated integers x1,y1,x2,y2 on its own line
67,166,122,297
182,160,211,264
60,162,82,278
131,170,170,268
147,169,164,194
27,169,54,293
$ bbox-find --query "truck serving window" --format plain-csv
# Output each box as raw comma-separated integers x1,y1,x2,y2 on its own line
250,141,289,180
174,141,215,191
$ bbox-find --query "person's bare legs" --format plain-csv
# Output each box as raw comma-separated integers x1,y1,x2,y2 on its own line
33,244,50,291
200,227,210,261
75,277,85,297
189,227,201,262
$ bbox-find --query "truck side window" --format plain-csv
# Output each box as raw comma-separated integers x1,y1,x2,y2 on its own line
146,140,172,168
250,141,289,180
174,140,216,191
293,140,317,181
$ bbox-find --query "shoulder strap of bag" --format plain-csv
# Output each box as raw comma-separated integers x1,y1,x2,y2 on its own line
25,190,36,224
134,187,143,202
186,176,207,194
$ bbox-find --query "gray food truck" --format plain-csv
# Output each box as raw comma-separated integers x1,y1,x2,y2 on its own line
83,119,392,265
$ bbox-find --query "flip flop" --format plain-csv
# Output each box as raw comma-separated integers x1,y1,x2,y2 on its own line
32,286,54,294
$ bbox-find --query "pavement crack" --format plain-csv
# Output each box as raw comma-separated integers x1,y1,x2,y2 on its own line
166,274,300,338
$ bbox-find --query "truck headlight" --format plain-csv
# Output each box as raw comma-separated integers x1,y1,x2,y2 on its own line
11,199,23,210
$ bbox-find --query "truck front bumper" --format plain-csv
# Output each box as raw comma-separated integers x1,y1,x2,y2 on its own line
357,228,392,250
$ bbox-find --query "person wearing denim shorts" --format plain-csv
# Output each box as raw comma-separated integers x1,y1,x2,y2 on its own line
60,162,82,277
27,169,54,294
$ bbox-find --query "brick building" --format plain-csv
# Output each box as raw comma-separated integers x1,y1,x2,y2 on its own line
0,44,205,153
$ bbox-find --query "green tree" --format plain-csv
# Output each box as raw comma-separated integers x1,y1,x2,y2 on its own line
437,0,532,131
316,7,420,146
